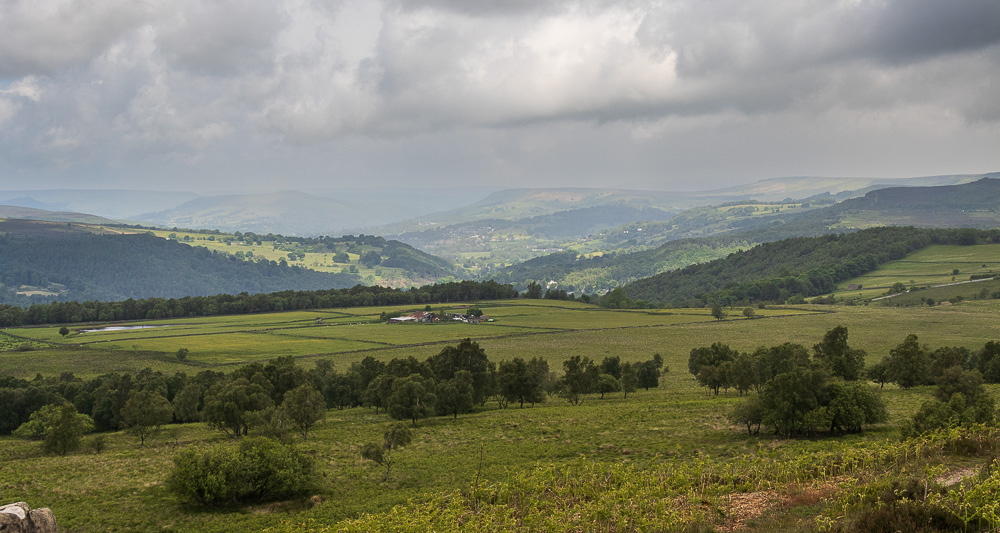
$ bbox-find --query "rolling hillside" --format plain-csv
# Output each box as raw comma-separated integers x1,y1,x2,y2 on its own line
0,227,360,305
490,177,1000,293
621,227,996,306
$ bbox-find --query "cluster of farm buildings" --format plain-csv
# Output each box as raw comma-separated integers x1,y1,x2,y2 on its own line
386,311,492,324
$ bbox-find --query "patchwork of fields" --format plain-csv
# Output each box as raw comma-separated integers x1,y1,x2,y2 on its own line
832,243,1000,300
7,298,989,379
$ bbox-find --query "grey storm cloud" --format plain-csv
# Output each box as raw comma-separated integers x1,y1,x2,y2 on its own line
0,0,997,191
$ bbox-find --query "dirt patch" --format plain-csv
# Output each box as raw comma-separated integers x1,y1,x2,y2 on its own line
717,490,778,532
936,467,979,486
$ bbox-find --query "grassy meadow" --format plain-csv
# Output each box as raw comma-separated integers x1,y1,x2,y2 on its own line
3,295,1000,531
831,243,1000,300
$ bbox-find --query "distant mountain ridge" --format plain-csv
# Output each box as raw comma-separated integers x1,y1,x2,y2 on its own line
0,205,121,225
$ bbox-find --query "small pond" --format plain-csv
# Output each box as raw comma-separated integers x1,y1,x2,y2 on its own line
79,325,171,333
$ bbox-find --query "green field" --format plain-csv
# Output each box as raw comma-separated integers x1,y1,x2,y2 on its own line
831,243,1000,301
4,298,1000,531
2,299,964,379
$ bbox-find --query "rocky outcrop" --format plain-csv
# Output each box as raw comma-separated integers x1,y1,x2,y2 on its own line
0,503,56,533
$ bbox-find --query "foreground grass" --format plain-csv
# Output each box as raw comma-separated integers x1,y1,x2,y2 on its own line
0,379,947,532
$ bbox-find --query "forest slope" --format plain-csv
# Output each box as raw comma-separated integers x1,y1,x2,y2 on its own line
0,231,360,305
622,227,997,306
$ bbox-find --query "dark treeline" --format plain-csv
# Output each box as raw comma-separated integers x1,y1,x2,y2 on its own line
0,280,519,327
2,339,666,446
0,232,360,306
624,227,999,307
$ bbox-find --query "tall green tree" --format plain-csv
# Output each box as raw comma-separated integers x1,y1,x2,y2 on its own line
637,353,666,390
172,383,202,423
121,389,173,446
435,370,475,419
426,339,494,405
387,374,437,426
620,362,639,399
278,383,326,440
596,374,621,399
201,378,274,437
813,326,866,381
558,356,598,405
689,343,738,394
886,334,931,389
497,357,549,408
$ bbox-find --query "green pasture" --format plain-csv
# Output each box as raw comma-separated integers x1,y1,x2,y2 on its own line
144,229,428,286
4,299,999,379
832,243,1000,300
880,278,1000,307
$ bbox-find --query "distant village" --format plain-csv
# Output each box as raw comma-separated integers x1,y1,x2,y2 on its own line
386,310,493,324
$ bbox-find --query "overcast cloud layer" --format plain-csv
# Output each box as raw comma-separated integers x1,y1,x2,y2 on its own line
1,0,999,192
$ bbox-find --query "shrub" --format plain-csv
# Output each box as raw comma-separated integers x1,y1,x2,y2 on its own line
167,437,314,506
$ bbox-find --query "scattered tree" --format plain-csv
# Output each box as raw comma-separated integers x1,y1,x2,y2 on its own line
278,383,326,440
813,326,866,381
387,374,436,426
596,374,621,399
435,370,475,419
886,334,931,389
120,389,173,446
201,378,274,437
360,423,413,482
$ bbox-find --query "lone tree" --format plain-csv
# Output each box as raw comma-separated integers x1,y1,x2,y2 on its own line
121,390,173,446
59,326,70,337
711,302,727,321
176,348,189,361
361,423,413,482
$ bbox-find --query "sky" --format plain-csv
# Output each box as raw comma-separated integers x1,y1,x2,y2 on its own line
1,0,999,193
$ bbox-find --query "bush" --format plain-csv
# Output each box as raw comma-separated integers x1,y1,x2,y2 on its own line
167,437,314,506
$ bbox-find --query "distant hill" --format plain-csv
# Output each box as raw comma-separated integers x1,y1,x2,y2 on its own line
489,176,1000,293
392,205,676,248
135,188,496,237
373,174,985,235
137,191,371,236
0,228,360,305
0,205,121,225
0,189,199,220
